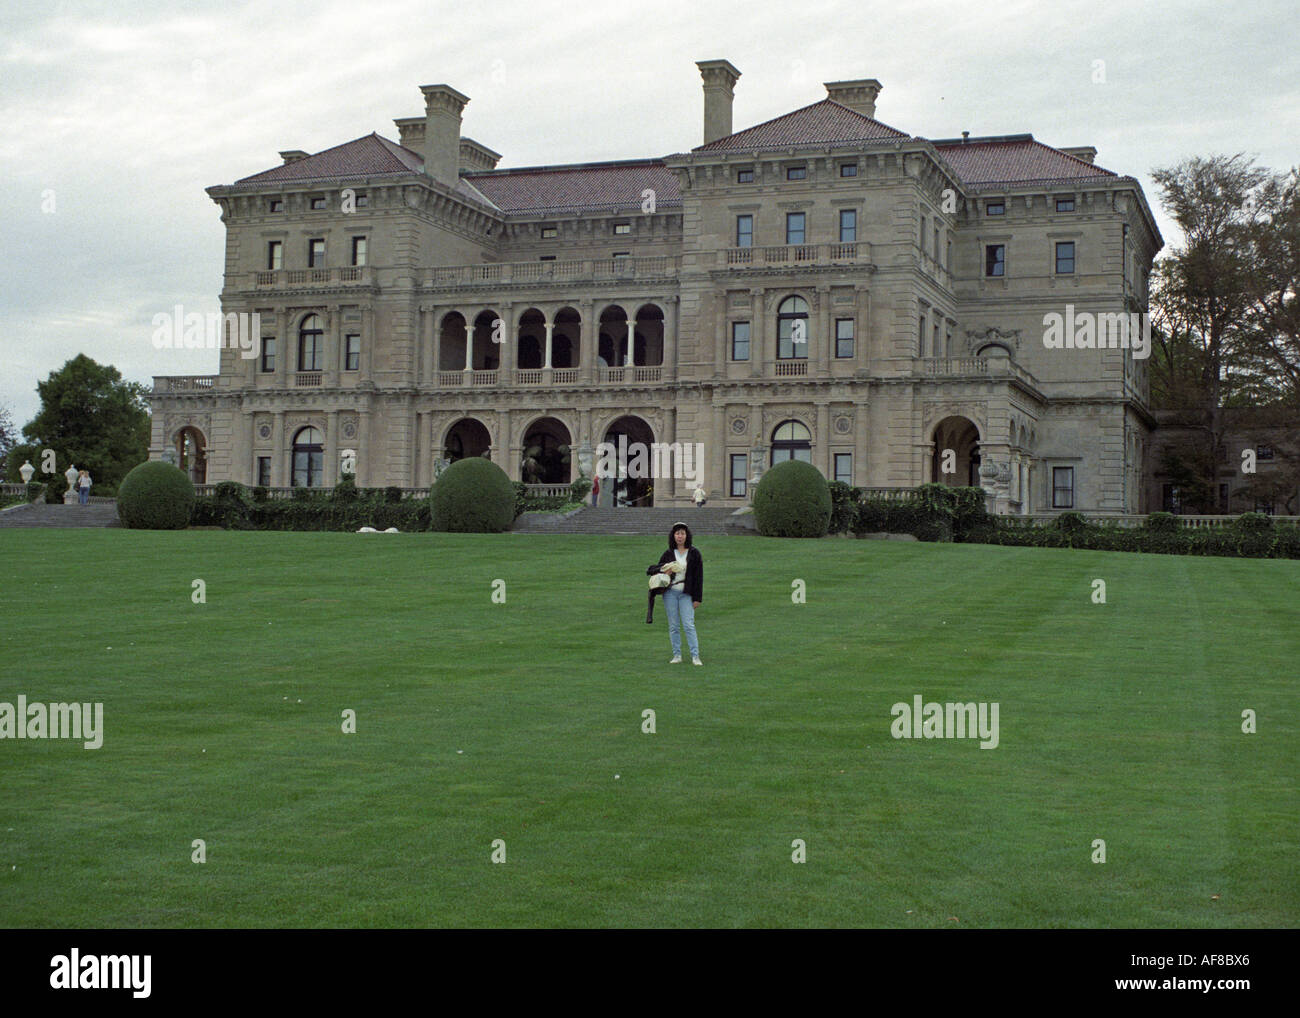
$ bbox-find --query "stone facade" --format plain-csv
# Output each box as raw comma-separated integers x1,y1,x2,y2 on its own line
149,59,1164,512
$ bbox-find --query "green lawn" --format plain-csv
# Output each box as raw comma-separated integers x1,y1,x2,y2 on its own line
0,530,1295,927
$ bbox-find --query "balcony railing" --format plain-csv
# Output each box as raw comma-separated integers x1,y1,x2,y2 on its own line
152,375,217,393
426,255,678,288
295,372,323,387
914,358,1038,387
718,242,871,269
254,267,371,288
774,360,808,376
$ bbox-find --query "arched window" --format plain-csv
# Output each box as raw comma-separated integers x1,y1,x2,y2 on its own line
777,296,809,359
298,315,323,371
771,420,812,465
292,426,324,487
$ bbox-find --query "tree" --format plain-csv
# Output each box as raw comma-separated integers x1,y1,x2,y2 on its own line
0,403,15,480
1239,167,1300,406
8,355,151,494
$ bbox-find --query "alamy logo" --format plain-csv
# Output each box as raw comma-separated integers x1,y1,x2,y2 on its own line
0,696,103,749
1042,304,1151,360
594,435,704,483
151,305,261,359
890,695,1000,749
50,950,151,998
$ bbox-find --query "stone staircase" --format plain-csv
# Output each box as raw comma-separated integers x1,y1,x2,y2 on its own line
512,505,753,536
0,501,121,528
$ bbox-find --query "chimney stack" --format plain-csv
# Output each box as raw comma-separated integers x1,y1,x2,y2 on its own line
279,150,308,165
696,59,741,145
459,138,502,172
1061,145,1097,164
394,117,426,159
420,84,470,188
824,79,883,119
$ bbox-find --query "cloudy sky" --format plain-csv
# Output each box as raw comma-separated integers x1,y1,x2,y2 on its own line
1,0,1295,429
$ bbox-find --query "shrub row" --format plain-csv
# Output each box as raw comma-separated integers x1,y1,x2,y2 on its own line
191,480,432,532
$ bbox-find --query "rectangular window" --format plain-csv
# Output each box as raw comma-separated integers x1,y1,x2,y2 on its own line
933,224,941,261
839,163,857,177
268,199,282,213
919,315,927,355
945,328,952,358
256,457,271,488
260,337,276,373
1052,467,1075,509
612,251,630,259
986,200,1005,216
1056,197,1075,212
946,238,952,269
345,334,360,371
354,193,368,208
736,215,753,248
839,209,856,243
308,239,325,268
933,321,941,357
351,237,367,267
835,318,854,358
920,214,928,252
730,454,748,498
613,222,631,235
834,453,852,485
786,166,806,180
539,255,556,261
731,321,751,361
1257,445,1275,460
310,196,326,210
985,244,1005,277
1254,498,1274,515
267,241,282,270
1055,241,1075,274
736,168,754,183
541,226,558,239
786,212,805,245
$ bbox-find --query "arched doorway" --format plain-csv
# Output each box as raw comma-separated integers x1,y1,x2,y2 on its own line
443,418,492,463
291,426,324,487
521,417,573,484
601,415,655,506
770,420,812,464
175,427,207,484
931,416,981,486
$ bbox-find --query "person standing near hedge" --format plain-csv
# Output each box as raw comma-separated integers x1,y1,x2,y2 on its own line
648,522,703,666
77,469,92,505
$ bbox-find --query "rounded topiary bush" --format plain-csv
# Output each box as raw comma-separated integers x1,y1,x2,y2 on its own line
752,459,832,538
429,457,516,532
116,460,195,530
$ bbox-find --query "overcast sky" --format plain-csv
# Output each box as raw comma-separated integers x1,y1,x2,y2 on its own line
1,0,1295,429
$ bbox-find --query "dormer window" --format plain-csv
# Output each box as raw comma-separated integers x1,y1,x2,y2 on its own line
985,200,1005,216
613,222,631,235
268,199,283,213
541,226,558,239
310,196,326,210
786,166,807,181
736,168,754,183
1056,197,1075,212
839,163,857,177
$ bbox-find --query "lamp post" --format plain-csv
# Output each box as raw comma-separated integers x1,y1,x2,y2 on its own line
19,461,34,484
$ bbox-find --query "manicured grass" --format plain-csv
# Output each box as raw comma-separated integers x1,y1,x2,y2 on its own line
0,530,1296,928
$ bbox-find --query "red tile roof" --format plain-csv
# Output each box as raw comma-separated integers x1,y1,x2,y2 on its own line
235,133,424,184
464,160,681,215
693,98,909,151
932,137,1116,187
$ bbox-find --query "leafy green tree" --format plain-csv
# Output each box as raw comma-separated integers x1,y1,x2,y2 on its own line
11,355,150,494
0,403,16,479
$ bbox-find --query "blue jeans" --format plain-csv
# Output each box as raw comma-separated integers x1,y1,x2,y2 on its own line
78,487,89,505
663,588,699,658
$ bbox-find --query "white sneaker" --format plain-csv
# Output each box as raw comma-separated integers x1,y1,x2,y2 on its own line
692,657,703,666
670,655,682,664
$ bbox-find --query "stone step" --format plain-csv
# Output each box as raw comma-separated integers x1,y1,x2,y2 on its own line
512,506,753,536
0,502,121,528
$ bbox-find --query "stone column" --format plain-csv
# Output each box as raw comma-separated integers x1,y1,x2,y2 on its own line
463,315,474,372
237,408,254,484
579,301,595,384
854,400,870,487
711,400,725,503
624,320,635,367
277,309,290,388
856,287,870,375
544,320,554,369
325,410,339,486
362,304,375,383
359,408,372,487
662,298,677,381
499,303,513,386
429,308,441,381
816,403,831,477
273,409,287,486
326,305,341,387
814,285,829,376
664,405,678,502
497,408,511,478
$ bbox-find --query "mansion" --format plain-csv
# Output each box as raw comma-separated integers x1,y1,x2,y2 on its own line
149,59,1164,512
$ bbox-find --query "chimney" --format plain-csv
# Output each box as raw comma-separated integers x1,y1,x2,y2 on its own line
824,79,883,119
459,137,502,172
1061,145,1097,164
279,150,309,165
696,59,741,145
419,84,470,188
394,117,426,159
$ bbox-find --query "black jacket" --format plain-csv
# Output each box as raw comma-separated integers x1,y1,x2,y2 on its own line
648,546,703,603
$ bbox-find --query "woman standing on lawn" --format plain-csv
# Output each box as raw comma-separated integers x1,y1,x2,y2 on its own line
648,521,703,666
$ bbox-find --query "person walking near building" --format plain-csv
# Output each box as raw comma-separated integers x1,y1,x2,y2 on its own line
648,521,703,665
693,483,707,507
77,469,92,505
591,472,600,506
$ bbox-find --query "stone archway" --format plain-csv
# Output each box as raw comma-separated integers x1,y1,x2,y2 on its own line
174,426,207,484
931,416,981,486
442,418,492,463
601,414,656,506
520,416,573,484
